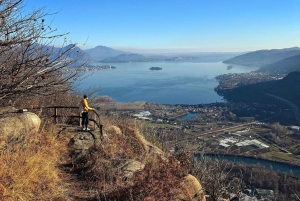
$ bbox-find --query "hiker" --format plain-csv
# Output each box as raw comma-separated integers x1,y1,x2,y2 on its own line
80,95,94,131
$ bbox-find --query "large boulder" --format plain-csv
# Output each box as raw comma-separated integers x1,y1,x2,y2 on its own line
113,159,145,180
143,174,206,201
0,107,41,148
173,174,206,201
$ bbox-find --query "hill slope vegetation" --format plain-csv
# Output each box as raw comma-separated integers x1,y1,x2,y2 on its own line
223,47,300,67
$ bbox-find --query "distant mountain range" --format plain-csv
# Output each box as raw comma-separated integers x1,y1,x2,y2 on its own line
100,53,241,63
78,46,240,63
46,44,241,64
50,44,300,74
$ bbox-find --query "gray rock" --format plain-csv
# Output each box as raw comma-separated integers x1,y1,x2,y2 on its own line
0,108,41,147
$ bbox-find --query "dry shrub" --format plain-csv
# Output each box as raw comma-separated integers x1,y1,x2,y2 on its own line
73,124,150,196
106,152,191,201
11,92,82,126
99,116,148,160
75,154,121,196
75,147,191,200
13,92,81,109
100,126,148,160
0,129,70,200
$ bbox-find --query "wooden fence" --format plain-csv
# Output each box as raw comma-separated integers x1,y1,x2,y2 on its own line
30,106,103,138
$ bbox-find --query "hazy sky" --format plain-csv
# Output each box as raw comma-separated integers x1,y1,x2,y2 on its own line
25,0,300,53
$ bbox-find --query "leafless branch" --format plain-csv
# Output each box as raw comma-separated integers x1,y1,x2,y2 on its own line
0,0,86,105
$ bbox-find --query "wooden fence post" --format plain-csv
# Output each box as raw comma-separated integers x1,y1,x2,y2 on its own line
79,112,81,127
54,107,58,124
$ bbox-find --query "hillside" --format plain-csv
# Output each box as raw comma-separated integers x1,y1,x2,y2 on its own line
223,47,300,66
221,71,300,107
0,106,206,201
257,54,300,73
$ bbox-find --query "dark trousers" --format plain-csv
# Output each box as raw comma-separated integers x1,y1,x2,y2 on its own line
82,112,89,128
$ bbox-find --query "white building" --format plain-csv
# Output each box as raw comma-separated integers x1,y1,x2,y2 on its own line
290,126,300,131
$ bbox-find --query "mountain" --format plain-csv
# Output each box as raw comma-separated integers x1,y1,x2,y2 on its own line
257,54,300,74
99,53,157,63
84,45,128,61
223,47,300,66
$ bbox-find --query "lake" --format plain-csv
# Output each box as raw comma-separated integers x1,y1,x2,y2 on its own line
76,61,258,104
178,112,201,120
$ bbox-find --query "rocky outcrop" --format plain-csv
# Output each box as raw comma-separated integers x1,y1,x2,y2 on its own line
68,132,95,164
0,107,41,148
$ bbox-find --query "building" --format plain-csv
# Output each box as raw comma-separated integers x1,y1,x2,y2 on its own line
290,126,300,131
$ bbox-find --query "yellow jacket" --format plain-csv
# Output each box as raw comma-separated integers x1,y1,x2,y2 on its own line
81,98,93,112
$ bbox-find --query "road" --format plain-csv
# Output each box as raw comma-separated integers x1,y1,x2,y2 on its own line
266,93,300,126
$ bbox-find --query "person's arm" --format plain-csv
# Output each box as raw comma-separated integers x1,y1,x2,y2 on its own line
83,99,93,111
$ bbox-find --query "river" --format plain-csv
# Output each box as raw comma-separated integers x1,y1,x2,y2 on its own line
202,154,300,177
76,61,258,105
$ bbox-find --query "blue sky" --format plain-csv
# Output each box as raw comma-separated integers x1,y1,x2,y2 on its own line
25,0,300,53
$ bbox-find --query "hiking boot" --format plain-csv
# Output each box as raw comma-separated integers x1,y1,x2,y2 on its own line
82,127,86,131
86,127,91,131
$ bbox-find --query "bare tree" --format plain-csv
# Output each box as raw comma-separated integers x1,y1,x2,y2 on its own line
191,153,244,201
0,0,85,105
295,193,300,201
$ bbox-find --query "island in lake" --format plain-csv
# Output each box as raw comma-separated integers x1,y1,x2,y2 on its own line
227,65,234,70
150,67,162,70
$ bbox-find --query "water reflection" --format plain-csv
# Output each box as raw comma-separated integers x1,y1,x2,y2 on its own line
178,112,201,120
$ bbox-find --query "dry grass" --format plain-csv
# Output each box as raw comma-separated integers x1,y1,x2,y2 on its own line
0,125,71,201
100,115,149,160
102,152,191,201
73,152,191,201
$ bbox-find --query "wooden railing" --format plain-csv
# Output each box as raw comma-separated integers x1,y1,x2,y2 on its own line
30,106,103,138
